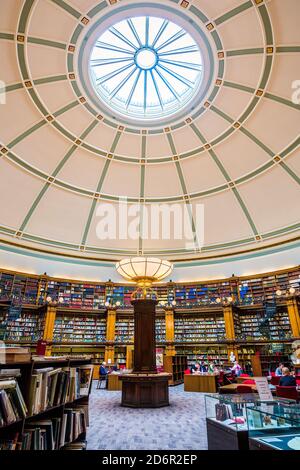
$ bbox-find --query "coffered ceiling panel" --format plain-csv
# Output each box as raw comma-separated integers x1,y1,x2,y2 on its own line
245,99,300,154
193,191,252,246
28,0,78,43
224,54,264,89
180,153,226,194
238,165,300,233
0,89,41,142
0,159,45,228
101,160,141,198
12,124,71,174
213,130,270,180
24,185,92,244
26,44,66,77
268,0,300,44
56,147,106,191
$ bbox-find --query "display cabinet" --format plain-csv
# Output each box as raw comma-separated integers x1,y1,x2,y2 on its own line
246,402,300,450
205,394,294,450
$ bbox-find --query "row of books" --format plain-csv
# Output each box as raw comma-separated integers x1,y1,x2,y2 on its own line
0,405,88,450
1,267,299,305
28,365,93,416
0,313,45,342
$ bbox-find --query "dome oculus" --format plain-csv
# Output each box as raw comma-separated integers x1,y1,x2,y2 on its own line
89,16,203,121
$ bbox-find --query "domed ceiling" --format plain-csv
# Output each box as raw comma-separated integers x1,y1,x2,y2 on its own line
0,0,299,264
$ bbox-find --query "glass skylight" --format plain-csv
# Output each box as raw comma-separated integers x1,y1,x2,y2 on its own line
89,16,203,121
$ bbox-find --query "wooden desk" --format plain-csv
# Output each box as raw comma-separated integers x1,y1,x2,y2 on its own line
184,374,218,393
107,373,122,391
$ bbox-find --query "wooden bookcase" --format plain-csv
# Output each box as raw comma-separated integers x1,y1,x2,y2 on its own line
0,358,92,450
0,266,299,378
163,355,187,385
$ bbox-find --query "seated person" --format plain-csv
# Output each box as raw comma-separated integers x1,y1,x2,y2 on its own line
99,361,108,377
191,362,201,374
275,363,284,376
231,361,242,377
279,367,296,387
200,361,207,373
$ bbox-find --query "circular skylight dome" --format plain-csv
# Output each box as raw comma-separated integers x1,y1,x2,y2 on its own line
89,16,203,121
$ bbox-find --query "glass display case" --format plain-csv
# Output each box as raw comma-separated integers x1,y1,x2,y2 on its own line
246,402,300,450
205,394,296,450
205,393,274,431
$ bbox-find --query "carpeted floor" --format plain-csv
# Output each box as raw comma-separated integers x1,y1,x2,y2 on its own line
87,382,208,450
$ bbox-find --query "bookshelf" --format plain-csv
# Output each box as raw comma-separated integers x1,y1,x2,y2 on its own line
0,358,93,450
0,307,46,343
51,344,104,366
0,266,299,309
155,317,166,343
173,281,233,307
174,313,226,343
0,266,299,379
115,316,134,343
176,346,230,368
105,284,134,307
114,346,127,367
0,273,41,305
259,343,292,376
237,307,291,341
53,312,106,343
163,355,187,385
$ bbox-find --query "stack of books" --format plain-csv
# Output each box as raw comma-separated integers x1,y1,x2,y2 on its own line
0,378,27,425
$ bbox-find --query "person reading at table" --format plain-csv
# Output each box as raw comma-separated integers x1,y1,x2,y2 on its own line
279,367,296,386
275,363,284,376
191,362,201,374
231,361,242,377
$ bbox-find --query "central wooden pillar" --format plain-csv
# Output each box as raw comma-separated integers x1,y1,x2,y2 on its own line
120,298,170,408
132,299,157,373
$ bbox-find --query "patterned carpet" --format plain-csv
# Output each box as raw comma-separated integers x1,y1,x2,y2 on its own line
87,382,208,450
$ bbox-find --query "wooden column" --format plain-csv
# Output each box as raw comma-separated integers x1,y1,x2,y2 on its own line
287,298,300,337
132,299,157,373
105,307,116,364
223,305,235,341
42,303,57,356
164,306,176,356
223,305,239,363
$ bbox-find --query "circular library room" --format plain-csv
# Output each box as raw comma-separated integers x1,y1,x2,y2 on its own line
0,0,300,460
